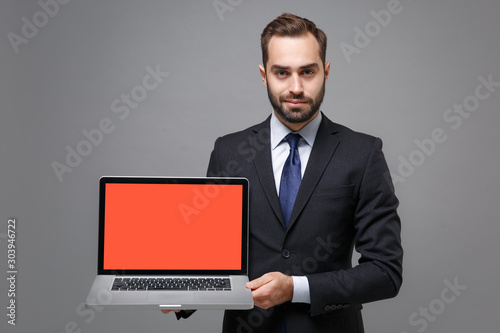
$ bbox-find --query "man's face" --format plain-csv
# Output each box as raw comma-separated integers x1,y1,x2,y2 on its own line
260,32,330,130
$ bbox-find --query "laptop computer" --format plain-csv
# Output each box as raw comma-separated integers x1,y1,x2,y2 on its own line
85,176,253,310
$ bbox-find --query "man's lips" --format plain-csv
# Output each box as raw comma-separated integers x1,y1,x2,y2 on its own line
285,99,308,106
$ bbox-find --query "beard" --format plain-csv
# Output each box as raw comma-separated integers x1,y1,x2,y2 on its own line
266,79,326,124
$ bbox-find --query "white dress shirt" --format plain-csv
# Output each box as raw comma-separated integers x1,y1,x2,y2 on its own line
270,111,323,304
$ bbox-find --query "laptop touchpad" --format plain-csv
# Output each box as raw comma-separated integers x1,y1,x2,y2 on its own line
147,292,194,303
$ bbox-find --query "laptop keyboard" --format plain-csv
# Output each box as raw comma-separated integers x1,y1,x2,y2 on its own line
111,277,232,291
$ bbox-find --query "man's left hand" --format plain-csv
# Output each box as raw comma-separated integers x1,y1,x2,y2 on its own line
246,272,293,309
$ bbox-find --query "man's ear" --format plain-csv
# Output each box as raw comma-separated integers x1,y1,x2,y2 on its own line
259,64,267,87
324,61,331,83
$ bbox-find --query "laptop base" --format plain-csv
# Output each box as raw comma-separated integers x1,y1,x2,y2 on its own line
86,275,253,310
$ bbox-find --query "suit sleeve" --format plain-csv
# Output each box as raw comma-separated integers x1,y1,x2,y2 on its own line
174,310,196,320
207,137,223,177
307,138,403,316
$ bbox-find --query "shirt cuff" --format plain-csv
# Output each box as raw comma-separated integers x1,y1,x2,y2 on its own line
291,276,311,304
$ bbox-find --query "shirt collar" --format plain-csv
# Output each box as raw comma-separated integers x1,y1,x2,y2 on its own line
270,111,322,150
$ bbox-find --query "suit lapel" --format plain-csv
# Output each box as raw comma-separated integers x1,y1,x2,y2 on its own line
287,114,340,230
250,114,342,230
250,118,286,228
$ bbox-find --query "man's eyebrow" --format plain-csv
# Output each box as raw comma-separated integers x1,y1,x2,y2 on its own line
270,65,290,71
269,63,320,71
300,63,320,70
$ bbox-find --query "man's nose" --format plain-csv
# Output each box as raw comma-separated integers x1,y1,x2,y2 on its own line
288,74,304,96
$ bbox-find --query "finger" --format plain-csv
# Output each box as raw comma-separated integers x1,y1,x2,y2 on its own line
161,310,181,314
247,273,273,289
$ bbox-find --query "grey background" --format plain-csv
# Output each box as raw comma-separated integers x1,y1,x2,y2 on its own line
1,0,499,332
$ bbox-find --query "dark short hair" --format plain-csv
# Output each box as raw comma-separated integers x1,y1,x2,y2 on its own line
261,13,327,69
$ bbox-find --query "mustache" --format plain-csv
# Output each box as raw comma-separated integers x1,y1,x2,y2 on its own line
279,93,313,103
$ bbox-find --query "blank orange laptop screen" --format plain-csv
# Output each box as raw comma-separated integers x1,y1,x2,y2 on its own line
103,183,243,270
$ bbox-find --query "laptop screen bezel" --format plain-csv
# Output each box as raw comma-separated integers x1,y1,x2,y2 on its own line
97,176,249,276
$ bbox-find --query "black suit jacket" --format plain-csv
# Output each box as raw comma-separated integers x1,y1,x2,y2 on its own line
206,113,403,333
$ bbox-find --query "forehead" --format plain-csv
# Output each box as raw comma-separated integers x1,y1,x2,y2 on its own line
266,32,322,69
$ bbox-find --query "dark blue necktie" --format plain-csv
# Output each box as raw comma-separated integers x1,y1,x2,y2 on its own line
279,133,302,228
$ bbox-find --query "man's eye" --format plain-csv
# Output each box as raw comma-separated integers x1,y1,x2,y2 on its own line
303,70,314,76
276,71,288,77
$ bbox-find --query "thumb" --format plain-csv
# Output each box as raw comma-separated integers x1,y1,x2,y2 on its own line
246,273,272,289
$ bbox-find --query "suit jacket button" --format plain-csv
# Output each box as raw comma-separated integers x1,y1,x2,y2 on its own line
325,305,331,311
282,249,291,259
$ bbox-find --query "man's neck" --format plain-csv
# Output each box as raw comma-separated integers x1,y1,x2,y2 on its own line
273,110,320,132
